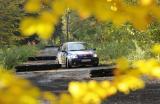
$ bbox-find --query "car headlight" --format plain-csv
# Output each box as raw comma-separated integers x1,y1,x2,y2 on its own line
93,53,97,57
68,54,78,59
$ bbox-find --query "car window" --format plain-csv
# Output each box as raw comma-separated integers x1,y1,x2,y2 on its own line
68,43,87,51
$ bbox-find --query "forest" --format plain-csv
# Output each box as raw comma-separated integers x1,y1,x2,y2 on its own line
1,0,160,104
1,0,160,68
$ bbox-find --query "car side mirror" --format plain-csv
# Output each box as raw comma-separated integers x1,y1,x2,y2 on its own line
93,48,96,51
61,50,66,52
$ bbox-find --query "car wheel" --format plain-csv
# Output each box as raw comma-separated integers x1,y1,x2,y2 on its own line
93,62,99,67
66,58,72,68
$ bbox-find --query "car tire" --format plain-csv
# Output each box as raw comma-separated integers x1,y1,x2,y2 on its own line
66,58,72,68
93,62,99,67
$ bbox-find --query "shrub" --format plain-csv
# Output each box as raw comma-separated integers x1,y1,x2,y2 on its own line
0,45,38,69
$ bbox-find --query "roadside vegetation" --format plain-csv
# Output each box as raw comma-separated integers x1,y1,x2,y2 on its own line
1,0,159,65
0,0,40,70
60,12,160,64
1,0,160,104
0,45,38,70
0,0,25,45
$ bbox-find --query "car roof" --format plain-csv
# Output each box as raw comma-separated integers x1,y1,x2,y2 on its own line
64,42,86,45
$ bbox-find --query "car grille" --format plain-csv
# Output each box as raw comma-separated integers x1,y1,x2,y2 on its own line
78,54,93,58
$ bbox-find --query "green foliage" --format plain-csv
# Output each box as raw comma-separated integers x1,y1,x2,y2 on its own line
0,0,25,45
0,45,38,69
64,12,160,64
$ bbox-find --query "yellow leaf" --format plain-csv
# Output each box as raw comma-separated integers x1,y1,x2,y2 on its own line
116,57,129,73
140,0,153,6
82,92,101,104
40,11,58,24
36,22,53,40
151,67,160,78
68,82,87,99
59,93,72,104
20,18,37,36
24,0,41,13
152,44,160,54
52,0,66,16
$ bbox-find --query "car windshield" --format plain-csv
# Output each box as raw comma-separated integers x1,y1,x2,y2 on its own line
68,43,87,51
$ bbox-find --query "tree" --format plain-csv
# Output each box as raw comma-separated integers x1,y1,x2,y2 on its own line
0,0,26,45
20,0,160,40
1,0,160,104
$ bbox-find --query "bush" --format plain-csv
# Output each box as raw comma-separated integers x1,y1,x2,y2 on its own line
88,40,153,65
0,45,38,69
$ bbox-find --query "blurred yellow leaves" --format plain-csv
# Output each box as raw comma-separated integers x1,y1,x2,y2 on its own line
116,57,129,74
67,57,160,103
0,68,40,104
152,44,160,54
69,80,116,104
20,0,160,39
133,59,160,78
13,0,160,103
43,91,58,104
69,82,87,99
140,0,153,6
0,67,61,104
20,18,37,36
1,47,160,104
20,17,54,40
24,0,41,13
114,75,145,94
112,56,160,94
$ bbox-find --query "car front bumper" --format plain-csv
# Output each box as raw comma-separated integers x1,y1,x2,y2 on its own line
69,57,99,66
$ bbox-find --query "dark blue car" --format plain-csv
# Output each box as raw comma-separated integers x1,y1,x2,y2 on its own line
57,42,99,68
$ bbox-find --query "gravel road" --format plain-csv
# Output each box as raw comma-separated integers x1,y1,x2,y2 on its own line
17,67,160,104
16,47,160,104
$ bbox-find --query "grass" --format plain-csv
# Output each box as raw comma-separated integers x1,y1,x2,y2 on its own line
0,45,38,70
89,40,153,65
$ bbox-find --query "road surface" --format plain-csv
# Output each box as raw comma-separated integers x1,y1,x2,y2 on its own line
16,46,160,104
17,67,160,104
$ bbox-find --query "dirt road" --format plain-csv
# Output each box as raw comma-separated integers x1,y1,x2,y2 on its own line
16,47,160,104
17,67,160,104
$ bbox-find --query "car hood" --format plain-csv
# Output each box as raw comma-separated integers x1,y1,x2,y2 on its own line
68,50,94,55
